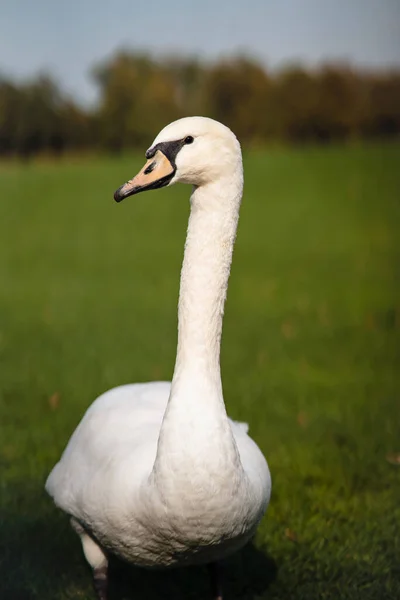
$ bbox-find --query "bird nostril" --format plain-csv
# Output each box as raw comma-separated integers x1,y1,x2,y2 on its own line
144,161,156,175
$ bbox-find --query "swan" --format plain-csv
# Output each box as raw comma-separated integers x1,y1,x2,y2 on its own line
46,116,271,600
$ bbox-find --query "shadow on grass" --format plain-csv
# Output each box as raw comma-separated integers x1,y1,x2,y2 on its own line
107,543,277,600
0,481,277,600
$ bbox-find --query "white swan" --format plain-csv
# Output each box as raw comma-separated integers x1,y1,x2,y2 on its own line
46,116,271,600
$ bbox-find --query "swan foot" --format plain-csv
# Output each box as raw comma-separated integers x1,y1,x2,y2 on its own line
208,562,223,600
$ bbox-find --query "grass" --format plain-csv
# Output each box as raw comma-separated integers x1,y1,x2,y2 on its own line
0,141,399,599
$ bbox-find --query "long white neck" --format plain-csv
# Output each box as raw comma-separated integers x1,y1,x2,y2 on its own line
151,166,244,491
174,178,241,385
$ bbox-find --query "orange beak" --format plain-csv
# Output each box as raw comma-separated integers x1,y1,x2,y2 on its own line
114,150,175,202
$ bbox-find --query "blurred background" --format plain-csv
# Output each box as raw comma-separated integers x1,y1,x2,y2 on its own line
1,0,400,156
1,2,399,600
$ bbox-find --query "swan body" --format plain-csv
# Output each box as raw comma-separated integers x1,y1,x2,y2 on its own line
47,381,268,567
46,117,271,596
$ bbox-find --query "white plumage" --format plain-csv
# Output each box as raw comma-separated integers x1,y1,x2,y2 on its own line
46,117,271,598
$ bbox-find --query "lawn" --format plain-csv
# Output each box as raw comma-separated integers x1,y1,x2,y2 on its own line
0,141,399,599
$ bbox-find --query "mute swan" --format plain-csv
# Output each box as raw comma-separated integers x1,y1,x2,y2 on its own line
46,116,271,600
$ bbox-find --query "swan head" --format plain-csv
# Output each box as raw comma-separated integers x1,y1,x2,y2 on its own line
114,117,242,202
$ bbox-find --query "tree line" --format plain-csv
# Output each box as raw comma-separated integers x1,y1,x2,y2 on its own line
1,52,399,158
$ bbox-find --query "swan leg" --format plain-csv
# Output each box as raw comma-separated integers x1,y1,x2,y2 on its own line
208,562,223,600
71,518,108,600
92,564,108,600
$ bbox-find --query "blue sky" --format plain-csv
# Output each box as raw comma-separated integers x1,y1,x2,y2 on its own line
1,0,400,104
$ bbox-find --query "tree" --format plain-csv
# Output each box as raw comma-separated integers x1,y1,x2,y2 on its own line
365,72,400,137
0,54,399,159
92,53,180,152
313,65,366,141
202,57,272,143
271,66,319,142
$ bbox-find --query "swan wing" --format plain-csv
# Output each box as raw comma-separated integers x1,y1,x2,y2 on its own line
46,381,171,515
46,381,269,521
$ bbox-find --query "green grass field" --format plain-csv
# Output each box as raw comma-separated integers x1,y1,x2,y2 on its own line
1,142,399,599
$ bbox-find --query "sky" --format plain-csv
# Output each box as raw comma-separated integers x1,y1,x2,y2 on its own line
1,0,400,105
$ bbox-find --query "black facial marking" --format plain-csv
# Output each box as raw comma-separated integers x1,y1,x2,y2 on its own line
145,135,194,168
153,140,185,168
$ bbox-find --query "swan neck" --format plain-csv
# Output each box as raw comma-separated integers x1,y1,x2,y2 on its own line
150,165,244,495
172,176,242,384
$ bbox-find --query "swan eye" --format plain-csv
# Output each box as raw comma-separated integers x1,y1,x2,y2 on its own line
184,136,194,145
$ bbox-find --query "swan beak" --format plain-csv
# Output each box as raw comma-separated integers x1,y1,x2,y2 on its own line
114,150,175,202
